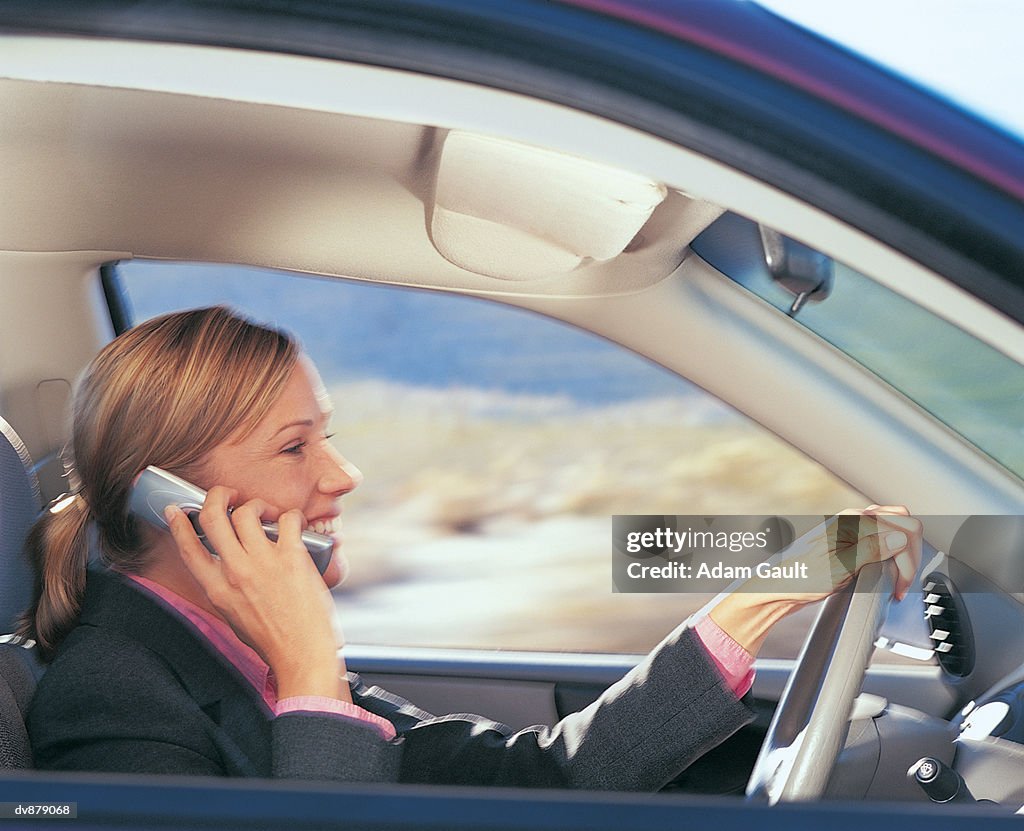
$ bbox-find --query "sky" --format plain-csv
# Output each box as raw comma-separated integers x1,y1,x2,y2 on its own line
757,0,1024,139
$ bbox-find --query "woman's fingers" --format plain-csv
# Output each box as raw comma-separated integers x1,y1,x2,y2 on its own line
275,508,306,543
821,508,922,601
276,509,320,575
165,504,220,587
229,498,274,552
892,549,920,600
197,485,244,560
879,514,923,600
231,501,310,564
857,510,923,600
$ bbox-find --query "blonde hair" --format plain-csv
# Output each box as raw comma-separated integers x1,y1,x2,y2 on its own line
18,306,298,658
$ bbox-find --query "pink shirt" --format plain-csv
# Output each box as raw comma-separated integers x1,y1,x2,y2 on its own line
693,614,755,697
124,575,754,738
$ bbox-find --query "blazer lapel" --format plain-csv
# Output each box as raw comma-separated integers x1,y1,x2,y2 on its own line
79,566,274,776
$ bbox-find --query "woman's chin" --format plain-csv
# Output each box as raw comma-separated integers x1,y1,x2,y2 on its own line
322,548,348,589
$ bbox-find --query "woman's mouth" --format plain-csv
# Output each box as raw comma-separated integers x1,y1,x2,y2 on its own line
307,517,340,536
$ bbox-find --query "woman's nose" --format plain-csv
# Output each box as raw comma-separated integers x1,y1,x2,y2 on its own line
319,443,363,495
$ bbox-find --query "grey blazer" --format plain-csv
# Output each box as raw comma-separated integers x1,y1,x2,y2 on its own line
27,567,753,790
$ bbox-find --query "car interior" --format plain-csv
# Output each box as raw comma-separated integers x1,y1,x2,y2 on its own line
1,25,1024,827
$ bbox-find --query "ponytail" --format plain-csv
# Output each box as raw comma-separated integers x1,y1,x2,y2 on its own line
17,494,91,660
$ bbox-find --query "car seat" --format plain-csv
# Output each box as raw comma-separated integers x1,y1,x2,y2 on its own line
0,415,43,768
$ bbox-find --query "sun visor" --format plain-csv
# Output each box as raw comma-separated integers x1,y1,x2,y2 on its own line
430,132,667,281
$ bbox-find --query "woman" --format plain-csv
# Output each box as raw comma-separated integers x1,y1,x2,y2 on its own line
21,306,921,789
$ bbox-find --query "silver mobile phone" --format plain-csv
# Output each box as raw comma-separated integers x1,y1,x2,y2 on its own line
129,465,334,575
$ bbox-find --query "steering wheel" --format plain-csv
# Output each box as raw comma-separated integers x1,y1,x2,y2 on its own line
746,560,896,803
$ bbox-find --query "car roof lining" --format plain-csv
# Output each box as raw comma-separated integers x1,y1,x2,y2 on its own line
0,76,720,297
0,37,1019,362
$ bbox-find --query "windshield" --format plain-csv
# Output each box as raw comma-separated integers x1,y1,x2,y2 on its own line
757,0,1024,140
692,212,1024,482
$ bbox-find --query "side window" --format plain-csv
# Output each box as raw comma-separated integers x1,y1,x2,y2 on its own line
111,260,865,658
692,212,1024,481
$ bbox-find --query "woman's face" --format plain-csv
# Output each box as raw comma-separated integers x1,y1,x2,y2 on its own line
200,357,362,588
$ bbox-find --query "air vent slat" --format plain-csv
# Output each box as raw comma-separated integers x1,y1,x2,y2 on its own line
922,573,975,677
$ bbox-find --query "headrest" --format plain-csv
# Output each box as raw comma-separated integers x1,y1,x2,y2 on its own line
0,417,41,634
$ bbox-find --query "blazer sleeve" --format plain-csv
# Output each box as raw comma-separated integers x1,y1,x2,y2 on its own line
270,711,401,781
351,623,755,791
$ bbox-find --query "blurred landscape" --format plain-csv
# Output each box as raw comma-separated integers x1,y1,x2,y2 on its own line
331,380,864,658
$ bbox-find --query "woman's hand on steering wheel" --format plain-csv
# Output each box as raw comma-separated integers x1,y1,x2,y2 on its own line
708,505,923,656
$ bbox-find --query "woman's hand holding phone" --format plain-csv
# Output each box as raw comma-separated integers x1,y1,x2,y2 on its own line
165,485,349,702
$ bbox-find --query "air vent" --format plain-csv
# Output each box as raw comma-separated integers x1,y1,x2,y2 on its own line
922,573,975,677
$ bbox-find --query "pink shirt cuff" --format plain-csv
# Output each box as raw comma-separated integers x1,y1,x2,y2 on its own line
274,696,397,741
693,615,755,698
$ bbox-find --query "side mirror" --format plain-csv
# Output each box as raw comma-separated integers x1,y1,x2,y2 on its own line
758,226,834,316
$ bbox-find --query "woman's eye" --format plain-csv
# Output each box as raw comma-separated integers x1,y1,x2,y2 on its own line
324,432,336,442
282,442,306,455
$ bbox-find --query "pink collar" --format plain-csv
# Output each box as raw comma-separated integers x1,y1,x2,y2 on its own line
123,573,274,707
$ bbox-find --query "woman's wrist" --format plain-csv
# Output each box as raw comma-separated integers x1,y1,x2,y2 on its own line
272,651,351,702
706,591,805,656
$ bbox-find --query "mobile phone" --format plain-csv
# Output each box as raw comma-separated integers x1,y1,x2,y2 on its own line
129,465,334,575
